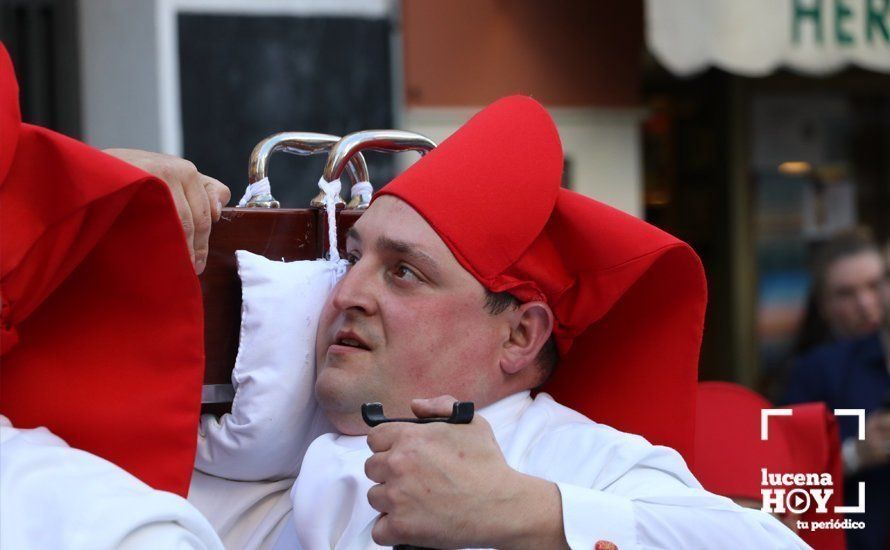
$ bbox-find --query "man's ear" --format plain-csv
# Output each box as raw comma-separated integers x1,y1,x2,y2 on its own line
500,301,554,376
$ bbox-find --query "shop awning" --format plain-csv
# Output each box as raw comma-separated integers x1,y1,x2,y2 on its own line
646,0,890,77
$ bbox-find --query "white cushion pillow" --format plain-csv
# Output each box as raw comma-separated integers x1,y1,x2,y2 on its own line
194,251,346,481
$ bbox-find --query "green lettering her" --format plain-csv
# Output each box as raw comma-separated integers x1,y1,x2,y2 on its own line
835,0,854,44
794,0,824,44
867,0,890,43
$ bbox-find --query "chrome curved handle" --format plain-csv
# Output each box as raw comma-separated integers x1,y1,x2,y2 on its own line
245,132,370,208
324,130,436,208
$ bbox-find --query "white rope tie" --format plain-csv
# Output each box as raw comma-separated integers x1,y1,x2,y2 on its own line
317,177,342,262
350,180,373,204
237,177,271,207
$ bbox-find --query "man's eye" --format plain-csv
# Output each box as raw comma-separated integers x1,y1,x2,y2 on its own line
393,264,421,282
346,252,360,265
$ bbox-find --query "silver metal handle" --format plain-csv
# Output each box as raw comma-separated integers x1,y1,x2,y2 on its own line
245,132,370,208
324,130,437,209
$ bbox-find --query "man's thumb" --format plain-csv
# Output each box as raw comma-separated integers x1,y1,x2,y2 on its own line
410,395,458,418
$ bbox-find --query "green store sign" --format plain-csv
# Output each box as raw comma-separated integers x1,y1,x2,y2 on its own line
647,0,890,76
793,0,890,46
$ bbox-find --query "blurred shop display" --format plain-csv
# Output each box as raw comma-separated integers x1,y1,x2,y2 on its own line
754,96,853,371
753,92,889,384
643,0,889,388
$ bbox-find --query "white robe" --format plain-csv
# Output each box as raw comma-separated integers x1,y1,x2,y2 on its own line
191,392,810,549
0,416,222,550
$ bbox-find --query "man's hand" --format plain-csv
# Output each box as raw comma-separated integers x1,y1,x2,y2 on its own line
104,148,231,274
856,410,890,469
364,395,568,549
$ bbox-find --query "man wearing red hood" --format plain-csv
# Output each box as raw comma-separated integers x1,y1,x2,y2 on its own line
189,96,809,549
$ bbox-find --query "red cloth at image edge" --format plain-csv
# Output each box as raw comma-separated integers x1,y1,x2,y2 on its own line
377,96,707,462
0,45,204,496
694,382,846,550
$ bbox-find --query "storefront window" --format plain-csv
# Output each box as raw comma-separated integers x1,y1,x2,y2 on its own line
753,91,890,391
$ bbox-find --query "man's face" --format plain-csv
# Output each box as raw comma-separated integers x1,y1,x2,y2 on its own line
821,251,885,338
315,196,507,435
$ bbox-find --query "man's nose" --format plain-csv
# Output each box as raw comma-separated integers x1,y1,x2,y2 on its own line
330,261,377,314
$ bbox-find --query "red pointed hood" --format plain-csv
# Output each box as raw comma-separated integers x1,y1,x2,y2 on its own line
377,96,707,460
0,45,203,496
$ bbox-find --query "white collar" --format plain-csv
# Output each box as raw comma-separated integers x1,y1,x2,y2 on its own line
476,391,533,432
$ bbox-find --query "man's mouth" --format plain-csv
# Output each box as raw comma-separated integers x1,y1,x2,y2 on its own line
332,330,371,351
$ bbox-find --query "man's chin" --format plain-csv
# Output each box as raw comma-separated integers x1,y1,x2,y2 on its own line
316,397,370,435
314,376,371,435
326,413,371,436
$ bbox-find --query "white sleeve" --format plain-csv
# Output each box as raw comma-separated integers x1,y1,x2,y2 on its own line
526,425,810,550
557,476,809,549
0,417,222,550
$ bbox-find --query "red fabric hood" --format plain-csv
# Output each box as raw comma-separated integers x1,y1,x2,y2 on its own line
0,45,203,496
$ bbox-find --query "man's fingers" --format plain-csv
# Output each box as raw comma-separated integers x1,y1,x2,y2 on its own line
183,176,212,274
364,452,391,483
366,483,391,513
168,182,195,265
367,423,406,453
410,395,458,418
202,175,230,222
370,513,401,547
372,513,420,548
101,148,226,274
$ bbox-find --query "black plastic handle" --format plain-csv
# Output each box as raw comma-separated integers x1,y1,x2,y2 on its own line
361,401,475,550
361,401,474,427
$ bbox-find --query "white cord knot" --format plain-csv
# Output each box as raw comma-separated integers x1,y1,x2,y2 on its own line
317,178,342,199
237,177,272,207
318,177,342,262
350,180,373,203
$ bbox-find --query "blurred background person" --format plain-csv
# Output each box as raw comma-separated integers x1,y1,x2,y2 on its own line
792,228,885,358
782,240,890,549
759,228,885,401
763,228,887,398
